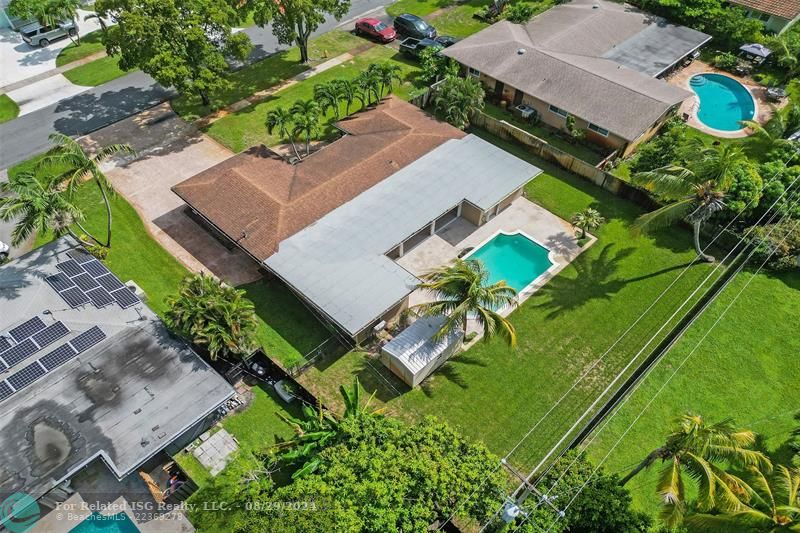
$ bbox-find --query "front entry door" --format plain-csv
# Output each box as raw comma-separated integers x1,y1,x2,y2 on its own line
494,79,504,100
513,89,524,106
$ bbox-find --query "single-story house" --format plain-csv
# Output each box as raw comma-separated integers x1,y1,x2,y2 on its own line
173,97,541,342
441,0,711,157
729,0,800,34
0,237,234,513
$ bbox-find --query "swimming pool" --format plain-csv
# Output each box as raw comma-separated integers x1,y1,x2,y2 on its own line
465,232,555,293
689,73,755,132
69,511,140,533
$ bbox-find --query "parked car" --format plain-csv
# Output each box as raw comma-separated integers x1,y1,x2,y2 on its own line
20,20,77,47
393,13,436,40
355,17,396,43
399,37,443,58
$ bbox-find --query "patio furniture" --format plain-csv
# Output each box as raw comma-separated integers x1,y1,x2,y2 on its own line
739,43,771,65
767,87,787,102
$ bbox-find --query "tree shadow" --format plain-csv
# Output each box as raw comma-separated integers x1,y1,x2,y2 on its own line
418,352,488,397
354,355,411,404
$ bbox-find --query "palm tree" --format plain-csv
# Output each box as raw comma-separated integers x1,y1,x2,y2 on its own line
375,62,402,98
415,259,518,347
620,413,772,528
332,79,357,116
765,34,799,79
631,139,748,262
356,69,381,106
685,465,800,532
741,104,800,153
265,107,301,160
0,171,91,246
165,273,258,361
290,100,320,156
433,75,485,130
313,82,341,120
39,133,135,248
571,208,605,239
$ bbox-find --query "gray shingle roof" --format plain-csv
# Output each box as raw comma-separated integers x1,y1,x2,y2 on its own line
264,134,541,337
442,0,709,141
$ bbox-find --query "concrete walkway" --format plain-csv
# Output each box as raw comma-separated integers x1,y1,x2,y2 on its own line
6,74,87,115
0,50,106,94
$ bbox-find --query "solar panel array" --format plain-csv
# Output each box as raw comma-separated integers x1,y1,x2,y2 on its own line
46,249,139,310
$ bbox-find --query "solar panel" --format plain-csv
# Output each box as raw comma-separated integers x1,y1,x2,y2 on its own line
70,326,106,354
60,287,90,308
32,322,69,349
57,259,85,277
0,339,38,368
86,287,114,308
72,272,100,291
111,287,139,309
82,260,109,278
0,381,13,402
46,272,76,292
7,361,46,391
9,316,46,342
96,273,125,292
67,248,95,264
0,337,11,352
40,343,78,371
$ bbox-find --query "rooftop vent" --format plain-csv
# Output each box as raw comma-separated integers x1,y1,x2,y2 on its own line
517,48,526,55
592,3,600,8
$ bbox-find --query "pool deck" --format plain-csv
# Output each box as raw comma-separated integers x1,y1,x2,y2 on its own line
397,197,594,336
665,60,783,139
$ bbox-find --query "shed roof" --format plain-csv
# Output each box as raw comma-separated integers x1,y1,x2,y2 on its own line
729,0,800,20
172,97,464,261
0,238,233,501
381,316,463,375
264,134,541,337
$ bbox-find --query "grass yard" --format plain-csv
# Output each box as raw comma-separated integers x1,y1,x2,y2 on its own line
62,55,129,87
300,129,720,471
587,269,800,518
221,384,304,451
483,102,606,165
0,94,19,124
387,0,457,17
56,30,105,66
427,0,491,37
204,46,425,152
171,30,365,120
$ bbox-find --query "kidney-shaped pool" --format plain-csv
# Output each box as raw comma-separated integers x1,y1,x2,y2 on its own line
689,73,755,132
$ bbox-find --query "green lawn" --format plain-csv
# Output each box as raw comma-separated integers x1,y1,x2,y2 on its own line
587,269,800,518
300,129,718,470
427,0,491,37
387,0,456,17
56,29,106,66
62,55,129,87
171,30,365,120
483,102,606,165
204,46,425,152
0,94,19,124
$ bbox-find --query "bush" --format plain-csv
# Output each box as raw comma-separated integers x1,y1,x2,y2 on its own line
628,118,687,174
419,46,458,85
713,52,738,72
724,162,763,215
746,219,800,271
506,2,535,23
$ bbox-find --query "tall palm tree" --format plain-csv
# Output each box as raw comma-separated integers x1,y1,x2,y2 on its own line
685,465,800,532
631,139,748,262
375,62,402,98
265,107,301,160
313,82,341,120
433,75,485,130
332,79,357,116
165,273,258,361
415,259,518,347
290,100,320,156
766,34,799,79
356,69,381,107
0,171,91,246
741,103,800,153
39,133,135,248
571,208,605,239
620,413,772,528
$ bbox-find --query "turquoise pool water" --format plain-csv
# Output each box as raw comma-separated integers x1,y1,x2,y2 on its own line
466,232,554,292
69,512,140,533
689,73,755,131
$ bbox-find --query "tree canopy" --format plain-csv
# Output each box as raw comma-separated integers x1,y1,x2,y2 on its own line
95,0,251,105
7,0,80,26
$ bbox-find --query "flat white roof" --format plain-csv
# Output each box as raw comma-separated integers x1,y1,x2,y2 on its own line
264,134,541,336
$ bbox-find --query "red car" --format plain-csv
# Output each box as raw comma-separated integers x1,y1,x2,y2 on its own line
355,18,396,43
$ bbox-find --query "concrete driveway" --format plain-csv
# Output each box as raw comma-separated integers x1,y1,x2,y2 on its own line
83,104,261,286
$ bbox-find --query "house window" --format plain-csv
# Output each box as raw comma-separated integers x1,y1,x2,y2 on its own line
548,104,568,118
758,12,770,22
467,67,481,78
588,123,610,136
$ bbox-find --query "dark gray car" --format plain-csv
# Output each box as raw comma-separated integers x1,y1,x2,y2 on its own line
20,20,78,47
393,13,436,40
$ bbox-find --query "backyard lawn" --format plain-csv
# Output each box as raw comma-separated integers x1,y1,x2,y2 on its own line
204,46,425,152
299,129,720,471
171,30,365,120
56,30,106,66
586,269,800,517
0,94,19,124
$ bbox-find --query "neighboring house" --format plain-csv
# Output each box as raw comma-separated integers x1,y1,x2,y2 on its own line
729,0,800,34
441,0,711,157
0,238,234,513
173,97,541,342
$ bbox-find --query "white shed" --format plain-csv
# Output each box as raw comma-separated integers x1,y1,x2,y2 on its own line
380,316,463,387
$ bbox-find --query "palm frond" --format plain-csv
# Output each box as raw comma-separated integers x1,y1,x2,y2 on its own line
633,198,694,234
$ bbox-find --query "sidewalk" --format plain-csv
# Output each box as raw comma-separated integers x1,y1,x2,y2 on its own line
0,50,106,94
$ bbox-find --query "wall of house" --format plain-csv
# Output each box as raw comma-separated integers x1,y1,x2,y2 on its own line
743,7,795,34
489,187,524,219
620,104,680,158
460,201,483,226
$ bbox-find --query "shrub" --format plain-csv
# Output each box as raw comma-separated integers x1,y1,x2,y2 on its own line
724,162,763,215
506,2,535,23
419,46,458,85
746,219,800,271
713,52,738,71
628,118,687,174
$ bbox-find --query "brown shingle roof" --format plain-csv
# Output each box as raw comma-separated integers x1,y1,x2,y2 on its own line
729,0,800,20
172,97,464,261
